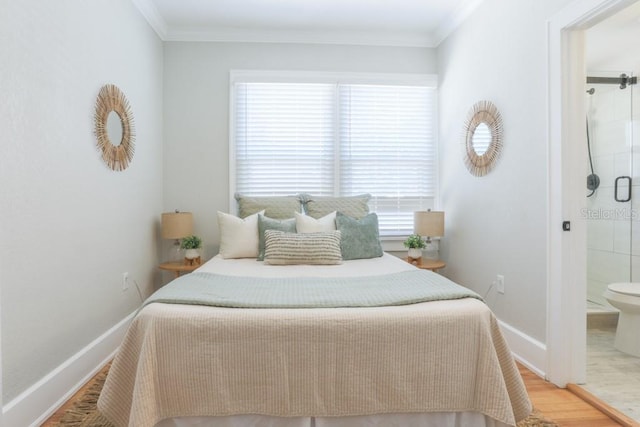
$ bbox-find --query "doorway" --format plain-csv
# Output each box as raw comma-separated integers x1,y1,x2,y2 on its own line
585,71,636,311
582,5,640,420
584,70,640,420
548,0,640,421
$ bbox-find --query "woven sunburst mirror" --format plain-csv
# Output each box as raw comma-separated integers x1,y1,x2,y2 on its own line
94,84,135,171
463,100,503,177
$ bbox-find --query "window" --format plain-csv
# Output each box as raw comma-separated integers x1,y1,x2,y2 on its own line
231,71,437,237
234,82,335,195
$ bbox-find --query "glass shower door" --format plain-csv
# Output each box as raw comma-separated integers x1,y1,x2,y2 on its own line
629,74,640,283
585,72,635,308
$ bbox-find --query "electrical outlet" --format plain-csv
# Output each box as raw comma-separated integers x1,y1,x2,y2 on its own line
496,274,505,294
122,272,129,291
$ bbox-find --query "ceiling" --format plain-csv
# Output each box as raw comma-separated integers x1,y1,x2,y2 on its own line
586,1,640,71
132,0,483,47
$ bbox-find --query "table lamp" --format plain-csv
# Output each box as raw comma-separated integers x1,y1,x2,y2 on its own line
414,210,445,260
161,210,193,261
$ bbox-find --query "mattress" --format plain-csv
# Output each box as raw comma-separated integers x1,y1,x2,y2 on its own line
98,254,531,427
195,253,415,278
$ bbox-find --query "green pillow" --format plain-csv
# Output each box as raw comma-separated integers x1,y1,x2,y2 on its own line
302,194,371,219
335,212,383,260
235,194,302,219
263,230,343,265
257,215,297,261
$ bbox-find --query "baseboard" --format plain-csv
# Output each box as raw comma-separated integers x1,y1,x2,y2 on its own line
2,311,136,427
497,319,547,379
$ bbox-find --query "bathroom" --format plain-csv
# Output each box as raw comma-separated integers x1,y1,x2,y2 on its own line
584,2,640,421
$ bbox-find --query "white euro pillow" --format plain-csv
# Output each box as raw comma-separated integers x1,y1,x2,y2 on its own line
217,210,264,259
295,211,337,233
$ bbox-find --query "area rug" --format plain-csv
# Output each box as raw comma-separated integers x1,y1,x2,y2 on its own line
53,367,558,427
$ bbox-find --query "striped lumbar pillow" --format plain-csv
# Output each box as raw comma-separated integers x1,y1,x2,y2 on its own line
263,230,342,265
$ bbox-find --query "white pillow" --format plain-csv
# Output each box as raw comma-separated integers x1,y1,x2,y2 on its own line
295,211,336,233
217,210,264,259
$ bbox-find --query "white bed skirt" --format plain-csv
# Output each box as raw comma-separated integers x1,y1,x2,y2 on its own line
156,412,511,427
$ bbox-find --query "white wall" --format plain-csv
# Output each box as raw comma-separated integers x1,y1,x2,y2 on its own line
437,0,574,344
586,1,640,72
163,42,437,260
0,0,163,405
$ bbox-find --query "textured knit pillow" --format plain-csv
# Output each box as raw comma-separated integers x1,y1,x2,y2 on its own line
263,230,342,265
235,194,302,219
335,212,383,260
295,211,336,233
217,210,264,259
257,215,297,261
302,194,371,219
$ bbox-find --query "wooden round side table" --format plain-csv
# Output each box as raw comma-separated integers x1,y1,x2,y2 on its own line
158,261,201,279
406,257,446,272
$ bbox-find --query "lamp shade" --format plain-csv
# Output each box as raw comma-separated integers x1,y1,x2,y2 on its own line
414,211,444,237
161,212,193,239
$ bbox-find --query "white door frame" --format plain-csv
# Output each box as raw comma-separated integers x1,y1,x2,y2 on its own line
546,0,637,387
0,289,2,426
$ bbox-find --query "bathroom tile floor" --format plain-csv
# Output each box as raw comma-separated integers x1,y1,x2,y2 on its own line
585,326,640,422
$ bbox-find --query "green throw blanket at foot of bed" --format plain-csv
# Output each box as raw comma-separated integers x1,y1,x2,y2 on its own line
143,269,482,309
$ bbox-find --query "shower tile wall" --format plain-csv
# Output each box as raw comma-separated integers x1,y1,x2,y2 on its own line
587,82,639,307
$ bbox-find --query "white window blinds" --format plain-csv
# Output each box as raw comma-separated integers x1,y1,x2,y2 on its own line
235,83,335,195
339,85,436,235
232,74,437,237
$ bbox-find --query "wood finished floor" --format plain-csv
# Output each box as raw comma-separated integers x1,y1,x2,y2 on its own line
41,363,110,426
519,364,627,427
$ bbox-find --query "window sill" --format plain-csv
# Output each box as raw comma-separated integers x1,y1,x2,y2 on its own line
380,238,408,252
381,237,441,254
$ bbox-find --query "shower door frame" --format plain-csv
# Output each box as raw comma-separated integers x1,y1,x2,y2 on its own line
547,0,637,387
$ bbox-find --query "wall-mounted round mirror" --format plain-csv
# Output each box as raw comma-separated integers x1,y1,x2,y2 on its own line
106,111,124,147
463,101,503,177
94,84,135,171
471,123,491,155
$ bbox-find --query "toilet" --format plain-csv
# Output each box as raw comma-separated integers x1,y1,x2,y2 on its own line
604,283,640,357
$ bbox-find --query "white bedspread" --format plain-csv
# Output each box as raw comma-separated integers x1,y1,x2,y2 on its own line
98,254,531,427
197,253,415,277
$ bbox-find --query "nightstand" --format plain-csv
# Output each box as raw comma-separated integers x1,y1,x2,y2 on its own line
406,257,446,272
158,261,201,279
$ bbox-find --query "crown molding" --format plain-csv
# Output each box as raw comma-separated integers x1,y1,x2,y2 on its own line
433,0,484,46
131,0,168,40
131,0,481,48
164,27,436,48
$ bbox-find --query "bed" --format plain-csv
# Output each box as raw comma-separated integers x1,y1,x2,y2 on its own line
97,253,531,427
